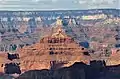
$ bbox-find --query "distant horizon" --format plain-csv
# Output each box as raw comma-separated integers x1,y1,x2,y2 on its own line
0,0,119,11
0,8,119,11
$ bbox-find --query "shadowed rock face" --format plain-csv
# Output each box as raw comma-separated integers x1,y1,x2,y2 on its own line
16,69,53,79
16,61,120,79
15,62,96,79
4,63,21,74
53,62,87,79
0,73,15,79
7,53,19,61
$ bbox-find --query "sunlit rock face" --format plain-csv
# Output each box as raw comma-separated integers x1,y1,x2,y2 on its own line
19,21,90,72
106,49,120,66
0,52,7,72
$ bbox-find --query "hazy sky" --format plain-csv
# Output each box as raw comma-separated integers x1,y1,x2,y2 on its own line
0,0,119,10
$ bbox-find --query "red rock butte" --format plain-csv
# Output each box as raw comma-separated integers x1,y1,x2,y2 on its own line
18,19,90,72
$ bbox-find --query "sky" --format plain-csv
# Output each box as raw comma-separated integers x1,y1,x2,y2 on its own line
0,0,119,10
